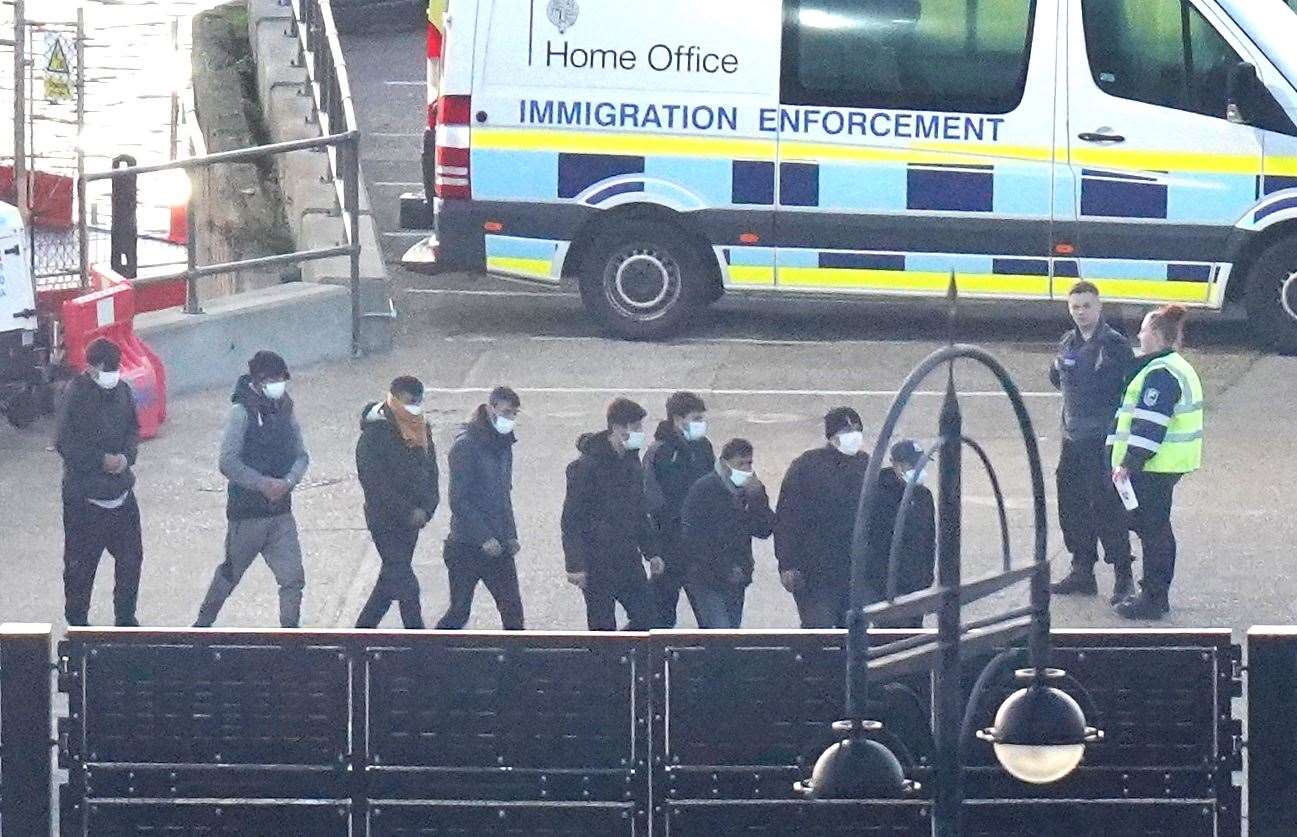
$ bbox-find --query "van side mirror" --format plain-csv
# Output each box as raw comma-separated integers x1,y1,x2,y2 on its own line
1226,61,1259,125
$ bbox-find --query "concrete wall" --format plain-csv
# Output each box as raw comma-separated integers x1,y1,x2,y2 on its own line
245,0,393,354
135,280,351,396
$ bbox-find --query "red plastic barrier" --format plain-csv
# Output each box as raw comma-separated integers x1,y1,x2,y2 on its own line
0,165,75,229
89,264,186,314
61,282,168,440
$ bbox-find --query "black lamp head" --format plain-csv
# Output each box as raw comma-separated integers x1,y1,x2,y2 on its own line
977,672,1103,785
794,721,917,800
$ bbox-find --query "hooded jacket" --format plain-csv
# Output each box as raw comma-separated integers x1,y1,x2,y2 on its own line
681,469,776,587
222,375,309,520
355,400,439,530
863,468,936,602
643,420,715,559
774,444,870,585
447,405,517,549
561,430,659,576
55,371,140,503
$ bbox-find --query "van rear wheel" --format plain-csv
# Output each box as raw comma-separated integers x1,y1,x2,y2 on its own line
580,221,702,339
1245,237,1297,354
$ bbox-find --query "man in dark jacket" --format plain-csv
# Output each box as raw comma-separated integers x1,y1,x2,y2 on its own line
56,338,144,627
681,438,775,629
561,397,663,631
194,351,309,628
353,376,439,629
864,440,936,629
1049,281,1136,603
643,390,715,627
775,407,869,629
436,386,523,630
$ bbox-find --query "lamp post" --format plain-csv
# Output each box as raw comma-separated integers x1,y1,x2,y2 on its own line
795,293,1102,835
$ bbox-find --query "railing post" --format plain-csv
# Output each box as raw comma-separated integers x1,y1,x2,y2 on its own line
346,133,361,357
184,173,201,314
109,156,139,280
0,623,54,837
1247,626,1297,836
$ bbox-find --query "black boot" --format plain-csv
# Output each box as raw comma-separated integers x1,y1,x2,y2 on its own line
1114,586,1167,620
1109,565,1135,605
1051,566,1097,596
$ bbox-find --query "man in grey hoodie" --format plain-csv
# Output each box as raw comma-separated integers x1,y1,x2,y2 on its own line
194,351,309,628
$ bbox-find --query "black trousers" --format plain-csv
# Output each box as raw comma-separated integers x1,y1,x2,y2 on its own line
435,540,524,630
792,573,848,629
584,560,656,632
651,554,702,628
356,524,425,629
62,492,144,626
1057,437,1132,569
1129,472,1182,598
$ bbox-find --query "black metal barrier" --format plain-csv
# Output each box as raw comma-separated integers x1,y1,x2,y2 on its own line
51,628,1240,836
0,624,54,837
1247,626,1297,836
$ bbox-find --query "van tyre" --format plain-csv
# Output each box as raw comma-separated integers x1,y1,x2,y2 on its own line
1245,237,1297,354
580,221,702,339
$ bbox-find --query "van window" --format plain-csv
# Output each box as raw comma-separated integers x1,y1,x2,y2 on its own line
1081,0,1242,120
781,0,1036,114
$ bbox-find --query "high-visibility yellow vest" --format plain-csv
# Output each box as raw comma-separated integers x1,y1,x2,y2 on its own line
428,0,448,27
1109,351,1203,474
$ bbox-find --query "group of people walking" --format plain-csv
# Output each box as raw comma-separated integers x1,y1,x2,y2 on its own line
53,287,1201,630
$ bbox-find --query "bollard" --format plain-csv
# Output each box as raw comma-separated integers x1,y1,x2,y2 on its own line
1247,626,1297,837
0,623,53,837
109,155,139,280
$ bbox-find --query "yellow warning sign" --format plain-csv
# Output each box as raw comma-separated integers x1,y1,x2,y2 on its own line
44,36,72,102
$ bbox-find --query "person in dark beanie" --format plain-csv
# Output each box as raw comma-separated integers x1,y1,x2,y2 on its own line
56,337,144,627
354,376,439,629
681,438,775,629
864,439,936,629
435,386,523,630
562,397,663,631
194,351,309,628
643,390,715,627
774,406,869,629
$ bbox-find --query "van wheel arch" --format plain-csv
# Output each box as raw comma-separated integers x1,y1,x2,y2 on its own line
563,204,723,305
1235,222,1297,353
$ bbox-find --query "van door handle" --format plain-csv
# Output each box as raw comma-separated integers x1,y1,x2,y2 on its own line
1078,131,1125,143
3,245,19,255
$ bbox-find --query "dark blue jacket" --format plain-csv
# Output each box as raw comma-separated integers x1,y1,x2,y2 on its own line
1049,321,1134,441
224,376,308,521
447,405,517,549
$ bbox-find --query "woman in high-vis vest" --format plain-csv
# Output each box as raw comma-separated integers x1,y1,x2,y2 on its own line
1108,305,1203,620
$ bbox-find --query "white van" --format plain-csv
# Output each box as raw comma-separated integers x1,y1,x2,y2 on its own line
421,0,1297,347
0,201,41,427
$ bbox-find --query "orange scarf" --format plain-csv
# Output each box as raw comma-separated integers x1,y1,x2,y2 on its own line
385,393,429,450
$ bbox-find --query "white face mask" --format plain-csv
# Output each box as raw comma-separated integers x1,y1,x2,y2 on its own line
835,430,864,456
403,402,425,417
95,369,121,390
903,467,927,486
262,381,287,400
729,467,752,488
684,420,707,442
493,415,515,435
625,430,645,451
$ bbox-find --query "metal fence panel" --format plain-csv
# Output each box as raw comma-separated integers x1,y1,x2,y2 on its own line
662,800,930,836
1246,626,1297,837
369,801,638,836
0,624,54,837
83,801,349,835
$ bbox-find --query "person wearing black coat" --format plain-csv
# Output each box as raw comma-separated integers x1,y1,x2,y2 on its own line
864,440,936,629
681,438,776,629
643,391,715,627
56,338,144,627
436,386,524,630
354,376,439,629
561,398,662,631
774,407,870,629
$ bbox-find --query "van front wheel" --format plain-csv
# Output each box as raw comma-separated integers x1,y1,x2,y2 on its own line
580,221,701,339
1245,238,1297,354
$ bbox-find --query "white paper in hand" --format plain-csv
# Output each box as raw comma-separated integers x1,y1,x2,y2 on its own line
1114,472,1139,511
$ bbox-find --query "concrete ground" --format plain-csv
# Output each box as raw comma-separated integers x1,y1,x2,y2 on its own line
3,16,1293,635
1,283,1293,633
